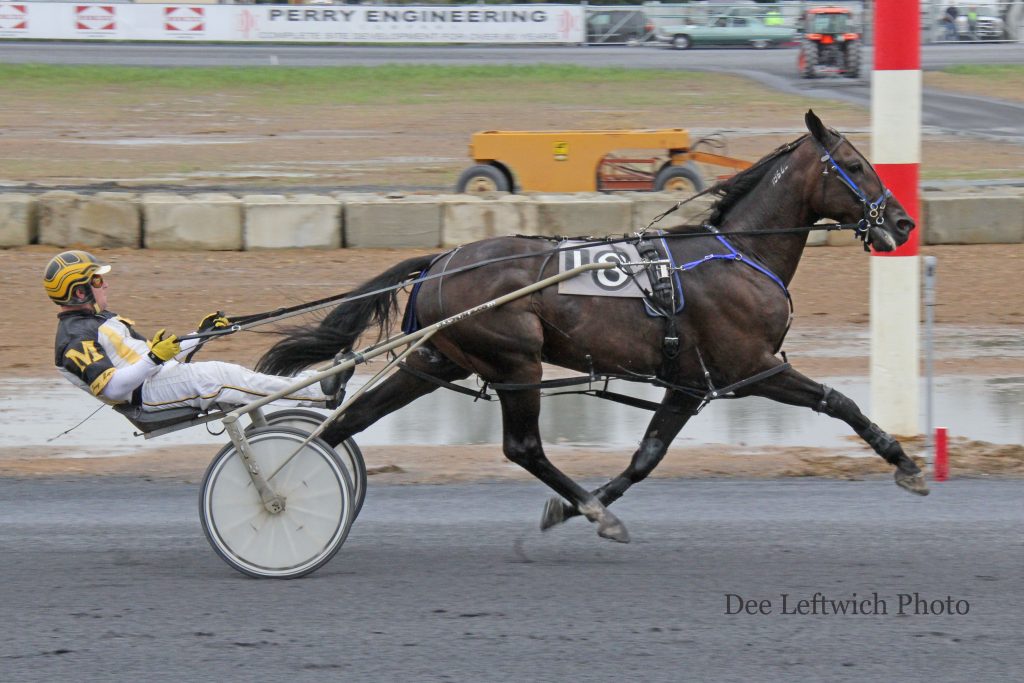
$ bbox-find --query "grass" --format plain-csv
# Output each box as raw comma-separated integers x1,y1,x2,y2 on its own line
0,63,797,108
2,63,1016,186
2,63,688,99
941,64,1024,76
927,64,1024,103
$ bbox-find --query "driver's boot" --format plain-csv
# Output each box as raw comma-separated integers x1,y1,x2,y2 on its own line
321,351,356,409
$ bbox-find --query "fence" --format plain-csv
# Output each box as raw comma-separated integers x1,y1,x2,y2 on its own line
543,2,1022,46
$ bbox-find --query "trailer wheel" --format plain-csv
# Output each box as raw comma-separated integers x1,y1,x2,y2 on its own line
654,164,704,194
456,165,511,194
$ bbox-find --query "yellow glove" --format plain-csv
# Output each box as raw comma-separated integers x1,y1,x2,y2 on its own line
197,311,230,333
147,329,181,364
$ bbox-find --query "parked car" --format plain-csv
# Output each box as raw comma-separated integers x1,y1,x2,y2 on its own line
586,9,655,44
955,13,1006,40
656,15,796,50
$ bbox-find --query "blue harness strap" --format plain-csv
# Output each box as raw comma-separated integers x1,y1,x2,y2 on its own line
676,234,790,301
401,252,450,334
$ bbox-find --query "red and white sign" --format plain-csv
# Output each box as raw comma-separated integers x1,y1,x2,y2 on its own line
1,4,584,43
75,5,115,32
164,6,203,34
0,4,29,31
237,8,257,41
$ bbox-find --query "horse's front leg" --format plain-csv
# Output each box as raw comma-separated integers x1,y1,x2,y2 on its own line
498,386,630,543
541,390,700,531
739,363,929,496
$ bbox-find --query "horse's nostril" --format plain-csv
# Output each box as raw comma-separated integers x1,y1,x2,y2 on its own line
897,219,915,235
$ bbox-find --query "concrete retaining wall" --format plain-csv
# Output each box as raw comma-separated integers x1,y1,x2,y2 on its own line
0,193,36,247
2,191,1021,251
37,191,140,248
922,193,1024,245
244,194,341,250
143,193,243,250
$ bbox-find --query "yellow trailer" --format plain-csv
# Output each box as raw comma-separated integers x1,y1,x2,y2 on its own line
455,128,751,194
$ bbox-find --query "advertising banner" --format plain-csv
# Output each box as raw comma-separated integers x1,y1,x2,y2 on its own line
0,3,585,43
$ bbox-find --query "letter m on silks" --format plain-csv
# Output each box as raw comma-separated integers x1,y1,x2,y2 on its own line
66,341,105,371
870,0,921,435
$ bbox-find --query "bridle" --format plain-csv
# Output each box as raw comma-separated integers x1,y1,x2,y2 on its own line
817,136,893,251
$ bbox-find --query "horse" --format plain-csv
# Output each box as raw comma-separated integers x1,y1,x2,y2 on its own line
257,110,927,543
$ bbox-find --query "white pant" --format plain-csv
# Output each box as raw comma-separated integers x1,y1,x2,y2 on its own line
140,360,328,412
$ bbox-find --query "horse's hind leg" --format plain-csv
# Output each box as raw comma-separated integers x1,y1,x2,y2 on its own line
541,389,701,530
740,364,929,496
498,385,631,543
321,346,470,446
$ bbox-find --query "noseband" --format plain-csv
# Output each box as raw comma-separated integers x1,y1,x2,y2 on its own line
817,137,893,250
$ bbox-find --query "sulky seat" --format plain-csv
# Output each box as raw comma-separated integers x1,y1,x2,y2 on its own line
114,404,206,435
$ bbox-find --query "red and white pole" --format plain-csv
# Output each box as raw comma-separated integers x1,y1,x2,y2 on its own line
870,1,921,435
934,427,949,481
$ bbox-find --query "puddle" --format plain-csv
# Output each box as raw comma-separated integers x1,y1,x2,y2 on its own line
783,325,1024,360
2,376,1020,459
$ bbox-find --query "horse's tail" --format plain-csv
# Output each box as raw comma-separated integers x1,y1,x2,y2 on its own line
256,254,439,375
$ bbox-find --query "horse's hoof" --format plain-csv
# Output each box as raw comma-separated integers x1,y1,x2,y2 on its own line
895,471,930,496
598,519,631,544
540,497,570,531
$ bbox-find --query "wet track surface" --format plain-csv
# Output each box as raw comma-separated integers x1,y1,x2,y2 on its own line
1,477,1021,681
6,372,1022,459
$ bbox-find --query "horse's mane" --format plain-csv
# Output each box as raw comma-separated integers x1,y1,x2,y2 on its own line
663,133,810,233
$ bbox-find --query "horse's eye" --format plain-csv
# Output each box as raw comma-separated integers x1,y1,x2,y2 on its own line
849,162,863,173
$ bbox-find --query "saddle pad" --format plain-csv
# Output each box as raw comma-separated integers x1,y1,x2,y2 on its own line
556,241,652,298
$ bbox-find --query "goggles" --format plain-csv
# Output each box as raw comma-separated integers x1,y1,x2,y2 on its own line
90,274,106,288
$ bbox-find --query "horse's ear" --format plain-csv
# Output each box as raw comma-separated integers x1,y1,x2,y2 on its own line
804,109,833,147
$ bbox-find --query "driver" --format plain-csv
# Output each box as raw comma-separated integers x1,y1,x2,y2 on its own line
46,250,350,412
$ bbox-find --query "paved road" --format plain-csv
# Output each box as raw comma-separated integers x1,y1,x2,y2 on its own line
2,41,1022,72
1,477,1021,681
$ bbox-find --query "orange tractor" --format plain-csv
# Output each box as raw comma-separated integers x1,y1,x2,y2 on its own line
798,6,862,79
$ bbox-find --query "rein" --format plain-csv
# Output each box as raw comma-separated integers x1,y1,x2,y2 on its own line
184,220,861,343
189,134,885,341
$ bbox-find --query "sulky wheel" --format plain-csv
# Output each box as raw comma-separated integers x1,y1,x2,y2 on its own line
653,164,705,194
456,164,510,194
255,409,367,520
200,427,355,579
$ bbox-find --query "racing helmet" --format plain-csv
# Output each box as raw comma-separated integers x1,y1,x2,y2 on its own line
43,250,111,306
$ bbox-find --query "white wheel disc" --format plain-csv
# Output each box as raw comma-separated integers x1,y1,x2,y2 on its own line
256,409,367,519
201,427,353,578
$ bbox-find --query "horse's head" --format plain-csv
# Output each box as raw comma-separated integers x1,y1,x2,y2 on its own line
803,110,915,252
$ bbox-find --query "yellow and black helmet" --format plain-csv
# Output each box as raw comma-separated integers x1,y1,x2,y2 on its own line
43,250,111,306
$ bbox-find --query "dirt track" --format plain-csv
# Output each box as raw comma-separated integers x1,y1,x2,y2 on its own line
3,243,1022,481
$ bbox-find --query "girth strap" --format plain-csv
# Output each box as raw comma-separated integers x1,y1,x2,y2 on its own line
633,235,681,360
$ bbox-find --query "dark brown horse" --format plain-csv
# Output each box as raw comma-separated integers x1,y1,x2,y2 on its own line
258,111,927,543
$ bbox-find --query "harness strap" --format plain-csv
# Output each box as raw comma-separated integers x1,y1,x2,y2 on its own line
397,362,493,401
628,235,682,362
398,360,791,412
701,362,791,400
